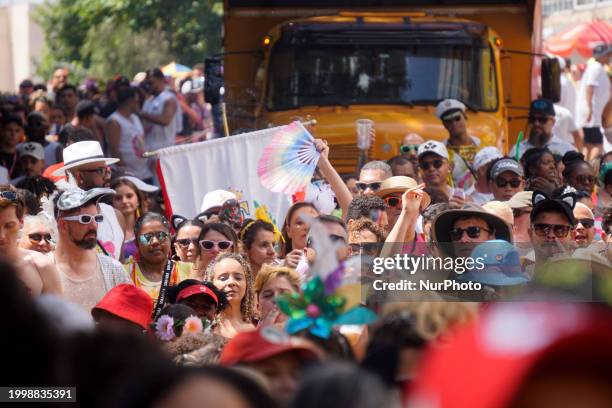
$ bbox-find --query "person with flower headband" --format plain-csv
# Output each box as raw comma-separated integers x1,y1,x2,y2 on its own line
191,222,238,280
111,177,146,260
0,184,62,296
153,304,210,342
205,253,255,339
123,212,191,317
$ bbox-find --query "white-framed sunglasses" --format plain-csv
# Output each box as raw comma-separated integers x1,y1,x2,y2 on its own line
62,214,105,224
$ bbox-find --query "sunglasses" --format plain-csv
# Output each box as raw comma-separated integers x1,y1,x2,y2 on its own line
495,178,522,188
528,116,549,124
384,196,402,207
0,191,18,202
175,238,199,248
419,159,445,171
80,167,110,177
400,144,420,154
349,242,380,257
355,182,382,192
199,240,233,251
139,231,170,245
532,223,572,238
62,214,105,224
576,175,596,185
306,234,346,248
29,233,53,243
442,113,463,123
576,218,595,229
450,226,492,241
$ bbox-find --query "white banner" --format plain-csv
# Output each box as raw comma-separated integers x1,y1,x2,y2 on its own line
156,127,292,226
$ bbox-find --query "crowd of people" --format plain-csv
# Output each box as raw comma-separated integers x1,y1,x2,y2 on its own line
1,44,612,407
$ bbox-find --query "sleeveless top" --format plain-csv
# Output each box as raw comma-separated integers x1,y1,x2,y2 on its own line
142,89,179,151
97,203,125,261
108,112,152,180
124,260,192,303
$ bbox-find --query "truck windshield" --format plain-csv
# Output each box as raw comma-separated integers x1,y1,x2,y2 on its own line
266,43,498,112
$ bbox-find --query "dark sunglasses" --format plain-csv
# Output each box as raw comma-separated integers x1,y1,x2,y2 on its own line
528,116,549,124
199,240,233,251
495,178,522,188
0,191,18,202
80,167,110,177
450,226,492,241
384,196,402,207
175,238,199,248
355,182,382,192
576,218,595,229
532,223,572,238
442,113,463,123
419,159,445,171
29,233,53,243
400,144,420,154
139,231,170,245
349,242,380,257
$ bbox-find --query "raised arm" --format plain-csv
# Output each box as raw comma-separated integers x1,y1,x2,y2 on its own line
313,139,353,219
139,97,177,127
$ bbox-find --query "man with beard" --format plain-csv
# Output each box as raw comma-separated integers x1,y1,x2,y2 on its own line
53,187,131,311
510,99,574,160
527,189,576,276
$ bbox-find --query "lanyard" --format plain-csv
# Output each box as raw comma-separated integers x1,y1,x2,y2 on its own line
151,260,174,320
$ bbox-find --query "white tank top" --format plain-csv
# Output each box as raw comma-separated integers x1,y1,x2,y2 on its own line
97,203,124,261
142,89,178,151
108,112,152,179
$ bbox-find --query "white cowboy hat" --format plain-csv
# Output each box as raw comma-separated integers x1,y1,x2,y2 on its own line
53,141,119,176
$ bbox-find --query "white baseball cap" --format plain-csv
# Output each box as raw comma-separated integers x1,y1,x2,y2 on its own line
473,146,503,171
417,140,449,160
435,99,466,120
17,142,45,161
200,190,237,214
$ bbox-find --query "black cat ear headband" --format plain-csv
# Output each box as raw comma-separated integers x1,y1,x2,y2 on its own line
171,212,208,231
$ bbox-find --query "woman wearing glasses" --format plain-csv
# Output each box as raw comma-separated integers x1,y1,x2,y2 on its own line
111,177,145,260
18,214,56,254
205,253,255,338
191,222,238,280
123,213,191,305
171,216,204,263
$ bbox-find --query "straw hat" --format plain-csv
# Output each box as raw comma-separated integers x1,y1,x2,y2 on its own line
375,176,430,209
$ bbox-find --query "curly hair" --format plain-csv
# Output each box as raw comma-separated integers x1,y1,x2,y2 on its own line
348,217,386,243
205,253,255,323
254,264,300,296
345,196,387,222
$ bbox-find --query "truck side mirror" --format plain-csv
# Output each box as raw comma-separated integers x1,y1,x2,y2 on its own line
541,57,561,103
205,57,223,105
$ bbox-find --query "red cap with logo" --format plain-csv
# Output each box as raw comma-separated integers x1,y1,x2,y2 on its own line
176,284,219,305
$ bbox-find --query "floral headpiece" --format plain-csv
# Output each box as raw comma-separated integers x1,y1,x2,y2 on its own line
276,217,376,339
154,314,210,342
241,201,284,243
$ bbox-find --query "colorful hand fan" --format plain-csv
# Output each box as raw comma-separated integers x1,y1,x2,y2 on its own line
258,122,320,195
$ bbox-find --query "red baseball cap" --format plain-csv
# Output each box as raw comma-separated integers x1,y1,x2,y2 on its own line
220,326,322,366
92,284,153,330
406,303,612,408
176,284,218,305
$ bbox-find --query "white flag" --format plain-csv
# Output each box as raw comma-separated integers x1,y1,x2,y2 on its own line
156,127,292,226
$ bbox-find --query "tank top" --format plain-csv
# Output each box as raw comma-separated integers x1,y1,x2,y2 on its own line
108,112,152,180
97,203,124,261
142,89,178,151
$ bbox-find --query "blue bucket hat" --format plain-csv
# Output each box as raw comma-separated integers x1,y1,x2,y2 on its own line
457,240,530,286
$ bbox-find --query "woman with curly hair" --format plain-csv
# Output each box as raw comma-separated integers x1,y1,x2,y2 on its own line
205,253,255,339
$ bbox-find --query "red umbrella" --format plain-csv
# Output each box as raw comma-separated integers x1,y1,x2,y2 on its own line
545,20,612,58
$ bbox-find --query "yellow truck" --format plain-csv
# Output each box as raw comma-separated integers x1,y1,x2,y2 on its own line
223,0,544,172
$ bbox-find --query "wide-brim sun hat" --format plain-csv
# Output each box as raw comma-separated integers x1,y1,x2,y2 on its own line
374,176,431,209
431,204,513,244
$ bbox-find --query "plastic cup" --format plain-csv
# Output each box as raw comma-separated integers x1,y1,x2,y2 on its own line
356,119,373,150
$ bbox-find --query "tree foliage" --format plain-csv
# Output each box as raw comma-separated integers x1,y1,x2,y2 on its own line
35,0,223,81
